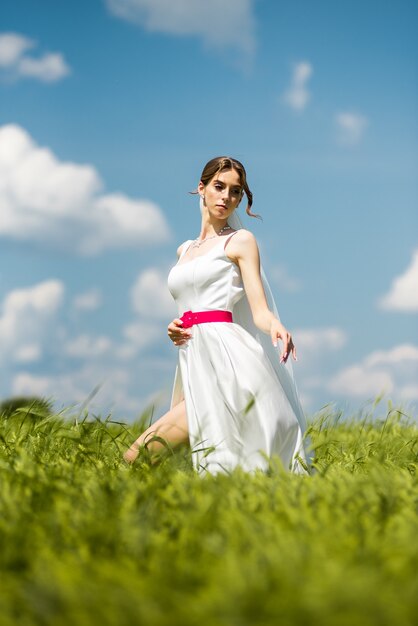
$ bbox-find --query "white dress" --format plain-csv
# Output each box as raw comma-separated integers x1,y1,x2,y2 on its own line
167,233,308,475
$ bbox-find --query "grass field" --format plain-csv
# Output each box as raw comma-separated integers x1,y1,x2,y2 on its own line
0,400,417,626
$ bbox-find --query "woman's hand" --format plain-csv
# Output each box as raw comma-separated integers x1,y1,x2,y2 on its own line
167,318,192,346
123,443,140,464
270,320,297,363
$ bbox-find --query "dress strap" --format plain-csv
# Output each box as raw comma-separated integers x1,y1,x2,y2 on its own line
223,230,240,250
179,240,193,259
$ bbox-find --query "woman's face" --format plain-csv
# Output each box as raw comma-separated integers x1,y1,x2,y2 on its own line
199,169,243,221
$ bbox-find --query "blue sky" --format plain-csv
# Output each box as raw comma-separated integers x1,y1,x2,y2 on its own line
0,0,417,420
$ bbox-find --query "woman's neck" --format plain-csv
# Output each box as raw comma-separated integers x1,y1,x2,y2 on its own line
198,213,229,240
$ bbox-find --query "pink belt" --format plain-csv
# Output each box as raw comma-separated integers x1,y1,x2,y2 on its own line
180,309,233,329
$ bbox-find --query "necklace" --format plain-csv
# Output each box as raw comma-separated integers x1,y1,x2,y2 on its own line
191,224,233,248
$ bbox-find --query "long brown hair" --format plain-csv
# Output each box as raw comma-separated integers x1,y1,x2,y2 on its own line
192,156,261,220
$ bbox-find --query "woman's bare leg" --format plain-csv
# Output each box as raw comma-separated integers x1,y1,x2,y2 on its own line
123,400,189,463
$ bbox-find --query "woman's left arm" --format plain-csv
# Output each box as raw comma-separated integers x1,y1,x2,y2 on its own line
227,230,296,363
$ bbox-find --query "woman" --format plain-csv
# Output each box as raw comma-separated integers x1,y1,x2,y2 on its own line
124,157,309,474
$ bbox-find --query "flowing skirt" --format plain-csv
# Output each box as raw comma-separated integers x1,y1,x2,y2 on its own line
171,321,307,475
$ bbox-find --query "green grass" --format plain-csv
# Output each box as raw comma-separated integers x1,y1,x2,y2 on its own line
0,401,417,626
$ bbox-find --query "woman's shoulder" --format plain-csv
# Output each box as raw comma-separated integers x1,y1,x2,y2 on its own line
176,239,192,258
228,228,258,250
225,229,259,263
231,228,257,243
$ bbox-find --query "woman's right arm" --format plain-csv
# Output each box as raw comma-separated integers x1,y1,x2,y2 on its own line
227,230,296,363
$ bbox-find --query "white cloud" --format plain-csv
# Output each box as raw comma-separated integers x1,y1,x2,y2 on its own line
15,344,42,363
64,322,165,362
282,61,312,111
270,265,301,292
12,361,160,417
131,267,177,318
90,193,170,255
10,332,179,416
0,33,33,67
399,385,418,401
329,366,393,397
289,327,347,409
294,327,347,356
378,250,418,312
12,365,130,411
0,280,64,364
364,344,418,367
121,320,162,357
12,372,54,397
17,52,70,83
328,343,418,402
0,124,171,254
105,0,256,59
65,334,113,359
0,274,176,418
72,289,102,312
335,112,368,145
0,32,70,82
9,321,177,415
